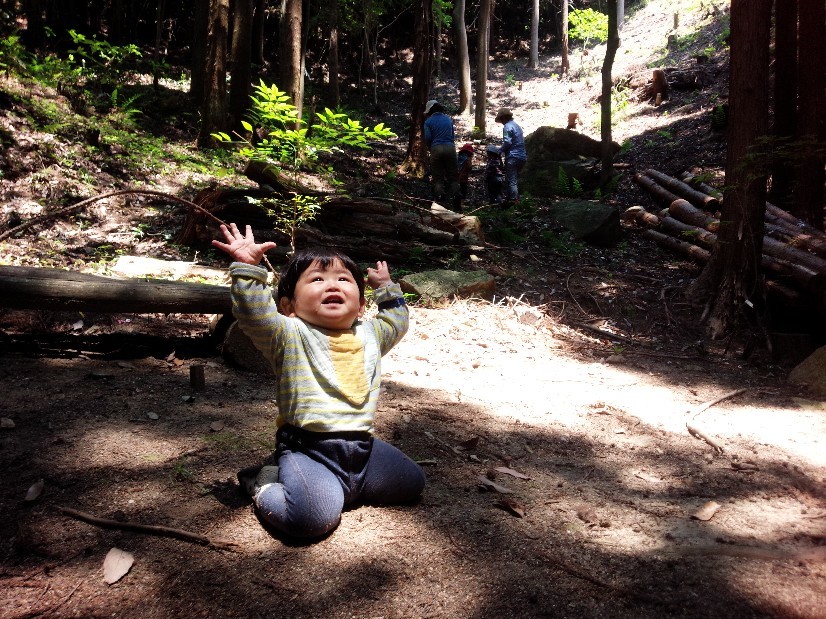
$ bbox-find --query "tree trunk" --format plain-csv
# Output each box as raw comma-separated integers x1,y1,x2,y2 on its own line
453,0,473,115
434,22,442,83
474,0,494,134
688,0,772,338
560,0,569,76
279,0,303,120
0,267,231,314
528,0,539,69
328,0,340,107
768,0,797,210
251,0,266,65
400,0,432,177
229,0,254,129
152,0,165,87
22,0,46,49
196,0,230,147
599,0,619,187
793,0,825,229
190,0,210,104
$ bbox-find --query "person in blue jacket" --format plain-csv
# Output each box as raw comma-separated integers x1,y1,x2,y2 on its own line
495,107,528,205
423,100,460,206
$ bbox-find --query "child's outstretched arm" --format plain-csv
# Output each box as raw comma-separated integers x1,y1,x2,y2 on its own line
212,223,277,265
366,260,393,290
365,261,408,354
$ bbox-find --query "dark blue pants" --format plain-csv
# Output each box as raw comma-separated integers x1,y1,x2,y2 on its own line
255,425,426,539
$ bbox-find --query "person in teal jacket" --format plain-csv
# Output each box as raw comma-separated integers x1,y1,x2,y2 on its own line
212,223,425,540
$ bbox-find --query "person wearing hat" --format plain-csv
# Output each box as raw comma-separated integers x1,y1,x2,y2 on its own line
494,107,527,205
423,100,460,207
455,143,474,210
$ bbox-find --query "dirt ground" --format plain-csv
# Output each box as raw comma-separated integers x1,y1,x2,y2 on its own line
2,1,826,617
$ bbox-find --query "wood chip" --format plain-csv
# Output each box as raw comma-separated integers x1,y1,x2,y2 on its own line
691,501,721,521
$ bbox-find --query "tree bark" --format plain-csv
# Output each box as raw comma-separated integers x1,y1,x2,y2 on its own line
251,0,266,65
229,0,254,129
279,0,303,120
560,0,569,76
528,0,539,69
189,0,210,103
0,267,231,314
599,0,619,187
328,0,340,107
793,0,826,229
196,0,230,147
768,0,797,210
688,0,772,338
474,0,494,133
401,0,432,178
453,0,473,115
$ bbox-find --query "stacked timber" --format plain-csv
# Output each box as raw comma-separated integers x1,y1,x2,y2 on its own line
632,169,826,307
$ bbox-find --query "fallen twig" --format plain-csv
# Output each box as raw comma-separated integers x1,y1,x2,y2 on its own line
685,388,747,454
0,190,276,273
57,506,239,551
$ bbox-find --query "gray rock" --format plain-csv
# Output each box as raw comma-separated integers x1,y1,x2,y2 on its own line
221,321,274,374
548,199,623,246
788,345,826,396
400,270,495,303
521,127,621,196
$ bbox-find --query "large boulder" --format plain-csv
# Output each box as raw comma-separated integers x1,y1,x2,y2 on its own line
548,199,623,247
399,270,495,303
789,345,826,396
521,127,621,196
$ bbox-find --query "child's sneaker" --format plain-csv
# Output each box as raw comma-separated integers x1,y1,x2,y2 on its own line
238,464,279,498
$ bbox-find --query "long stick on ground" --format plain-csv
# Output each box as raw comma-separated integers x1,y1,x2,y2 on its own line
0,189,276,273
685,388,747,454
58,506,239,551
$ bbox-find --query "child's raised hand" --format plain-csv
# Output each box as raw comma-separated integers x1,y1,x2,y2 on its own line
212,223,277,265
366,260,392,289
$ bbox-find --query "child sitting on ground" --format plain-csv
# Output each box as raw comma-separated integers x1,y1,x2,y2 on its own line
485,144,505,205
212,223,425,540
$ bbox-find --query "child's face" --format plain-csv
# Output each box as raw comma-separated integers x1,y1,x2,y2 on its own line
279,258,365,330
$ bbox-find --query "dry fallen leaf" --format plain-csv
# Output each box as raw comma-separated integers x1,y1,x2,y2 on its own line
495,497,526,518
1,417,15,429
24,479,44,502
575,504,598,523
478,476,513,494
691,501,722,521
103,547,134,584
494,466,531,480
210,420,225,432
458,436,479,451
634,471,663,484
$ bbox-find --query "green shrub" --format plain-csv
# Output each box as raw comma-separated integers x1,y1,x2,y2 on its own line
569,8,609,45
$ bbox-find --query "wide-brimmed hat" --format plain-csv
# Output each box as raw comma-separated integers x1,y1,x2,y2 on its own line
494,107,513,122
424,100,439,114
459,143,474,153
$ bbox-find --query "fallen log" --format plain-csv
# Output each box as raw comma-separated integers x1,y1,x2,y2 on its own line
678,172,723,200
632,214,824,292
645,169,720,210
641,229,710,263
633,172,681,205
764,221,826,259
762,236,826,275
668,199,720,232
0,266,231,314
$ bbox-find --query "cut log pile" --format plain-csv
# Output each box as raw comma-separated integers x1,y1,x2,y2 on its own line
177,161,483,262
631,169,826,307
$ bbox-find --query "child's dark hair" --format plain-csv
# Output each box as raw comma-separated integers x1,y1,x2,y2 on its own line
276,247,365,301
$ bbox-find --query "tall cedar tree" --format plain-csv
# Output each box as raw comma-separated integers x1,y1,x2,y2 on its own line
689,0,772,339
599,0,619,188
769,0,798,210
401,0,432,177
196,0,230,147
279,0,303,121
453,0,473,115
229,0,253,129
474,0,494,133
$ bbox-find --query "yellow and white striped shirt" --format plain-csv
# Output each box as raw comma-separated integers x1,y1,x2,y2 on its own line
229,263,409,433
